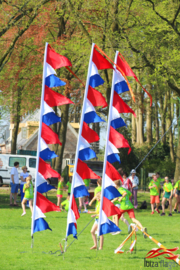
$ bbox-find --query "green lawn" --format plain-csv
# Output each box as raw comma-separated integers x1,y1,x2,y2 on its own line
0,188,179,270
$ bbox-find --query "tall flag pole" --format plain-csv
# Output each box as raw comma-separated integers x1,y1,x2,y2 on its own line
97,51,136,239
65,43,116,244
31,42,74,239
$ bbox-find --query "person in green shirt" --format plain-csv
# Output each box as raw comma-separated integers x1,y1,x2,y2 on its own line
66,177,72,195
174,179,180,213
156,172,164,199
161,176,173,216
57,177,64,208
112,180,147,238
21,175,33,216
88,179,102,215
148,174,161,215
61,195,70,212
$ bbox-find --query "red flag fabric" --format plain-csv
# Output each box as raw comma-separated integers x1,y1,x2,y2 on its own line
38,158,60,179
92,48,113,70
47,45,72,69
102,196,121,217
71,195,80,220
117,54,152,106
77,159,101,179
109,127,132,154
41,122,62,145
44,85,74,107
87,86,108,108
82,122,99,143
106,161,123,181
117,54,137,79
36,192,60,213
113,91,136,117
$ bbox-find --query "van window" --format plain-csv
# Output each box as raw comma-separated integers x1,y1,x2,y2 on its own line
9,157,26,167
29,158,36,168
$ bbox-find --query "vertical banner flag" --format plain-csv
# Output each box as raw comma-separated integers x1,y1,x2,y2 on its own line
31,43,74,237
65,43,117,240
97,51,136,237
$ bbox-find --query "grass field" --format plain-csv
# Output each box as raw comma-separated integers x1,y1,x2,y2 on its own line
0,187,179,270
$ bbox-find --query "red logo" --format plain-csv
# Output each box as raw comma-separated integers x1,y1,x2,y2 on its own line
146,247,179,260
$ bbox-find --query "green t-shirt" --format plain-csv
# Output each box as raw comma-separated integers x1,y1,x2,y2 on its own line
174,180,180,191
23,181,33,199
57,181,63,195
96,201,100,216
157,177,162,184
118,187,134,210
149,180,160,196
66,181,71,193
113,187,122,205
84,179,91,187
163,182,173,192
61,199,69,211
94,186,102,207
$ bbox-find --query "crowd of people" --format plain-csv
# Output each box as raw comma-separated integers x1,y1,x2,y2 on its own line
9,161,180,249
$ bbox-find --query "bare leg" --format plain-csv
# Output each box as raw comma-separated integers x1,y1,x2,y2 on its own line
99,235,104,250
10,193,13,204
120,214,129,227
29,200,33,214
90,222,98,249
21,199,27,215
14,193,17,204
168,199,172,214
114,215,119,227
82,197,87,211
151,203,155,212
57,197,61,207
162,197,166,213
131,218,143,230
178,196,180,211
79,197,82,211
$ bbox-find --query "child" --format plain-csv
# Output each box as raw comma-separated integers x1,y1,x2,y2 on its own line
89,179,102,210
122,172,132,192
21,176,33,216
111,179,130,235
66,177,72,195
174,179,180,213
57,177,64,208
61,195,70,212
161,176,173,216
148,174,161,214
88,192,104,250
113,180,147,238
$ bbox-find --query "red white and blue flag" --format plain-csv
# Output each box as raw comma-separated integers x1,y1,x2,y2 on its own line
31,43,74,236
98,51,136,236
65,43,117,239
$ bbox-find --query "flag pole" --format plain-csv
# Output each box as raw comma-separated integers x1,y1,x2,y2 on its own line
31,42,48,241
65,43,95,246
97,51,119,245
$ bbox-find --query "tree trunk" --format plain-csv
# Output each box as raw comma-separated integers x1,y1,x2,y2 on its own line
11,87,22,154
54,103,70,174
132,113,136,144
167,90,174,162
174,132,180,181
146,103,152,144
136,82,144,145
154,93,159,142
159,91,167,144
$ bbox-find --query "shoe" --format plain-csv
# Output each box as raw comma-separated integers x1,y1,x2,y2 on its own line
160,212,165,216
79,209,81,213
83,210,88,213
134,206,138,209
151,211,154,215
85,201,89,205
128,225,132,234
21,212,26,216
112,231,121,235
142,227,148,238
168,213,172,216
13,204,19,207
173,209,177,212
178,211,180,214
155,208,160,214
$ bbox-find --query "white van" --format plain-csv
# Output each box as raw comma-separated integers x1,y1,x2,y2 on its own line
0,154,37,186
